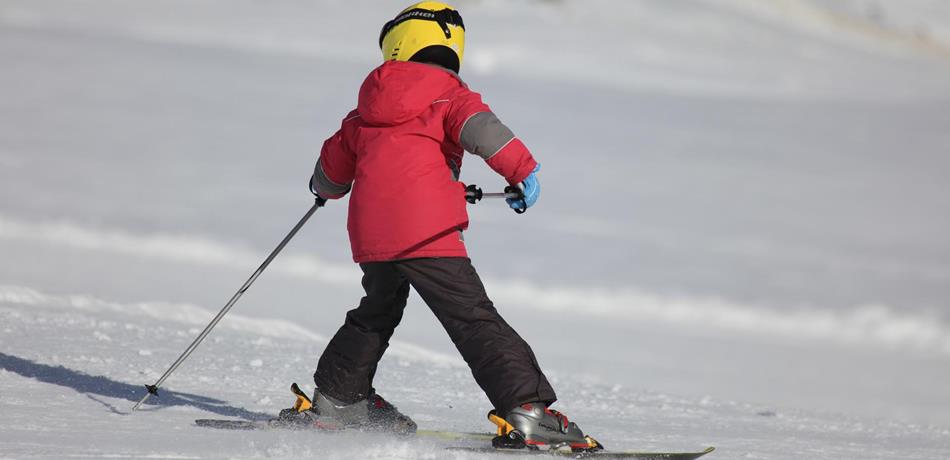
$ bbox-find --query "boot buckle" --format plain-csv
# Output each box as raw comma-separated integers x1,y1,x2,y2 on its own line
290,382,313,412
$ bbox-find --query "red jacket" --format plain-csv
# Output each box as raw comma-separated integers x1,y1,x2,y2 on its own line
313,61,537,263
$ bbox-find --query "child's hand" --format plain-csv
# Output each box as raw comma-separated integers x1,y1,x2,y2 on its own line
309,176,327,207
507,164,541,212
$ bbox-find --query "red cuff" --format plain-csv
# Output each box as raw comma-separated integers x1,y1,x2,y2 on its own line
485,138,538,185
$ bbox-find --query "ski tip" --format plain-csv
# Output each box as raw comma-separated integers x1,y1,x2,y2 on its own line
444,445,716,458
686,446,715,459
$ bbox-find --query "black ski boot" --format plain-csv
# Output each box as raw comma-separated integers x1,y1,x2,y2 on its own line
488,403,602,452
274,383,416,434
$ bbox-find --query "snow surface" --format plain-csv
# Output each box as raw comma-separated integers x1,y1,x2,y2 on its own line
3,285,949,459
2,0,950,459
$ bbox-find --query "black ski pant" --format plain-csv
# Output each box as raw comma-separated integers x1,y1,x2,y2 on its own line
314,257,556,413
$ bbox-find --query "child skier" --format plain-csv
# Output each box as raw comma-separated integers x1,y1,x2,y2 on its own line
285,2,599,451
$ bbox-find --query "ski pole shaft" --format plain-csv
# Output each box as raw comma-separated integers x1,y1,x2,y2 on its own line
479,191,520,200
132,197,324,412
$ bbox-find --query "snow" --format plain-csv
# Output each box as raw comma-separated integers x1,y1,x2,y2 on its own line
1,0,950,459
8,214,950,355
3,287,948,459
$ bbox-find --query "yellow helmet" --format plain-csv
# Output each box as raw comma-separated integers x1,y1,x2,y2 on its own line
378,2,466,73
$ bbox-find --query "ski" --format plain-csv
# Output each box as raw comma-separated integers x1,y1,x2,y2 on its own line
194,418,494,441
195,419,270,430
195,419,713,459
446,446,716,459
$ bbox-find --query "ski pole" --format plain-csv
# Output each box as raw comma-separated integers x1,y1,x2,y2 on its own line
465,184,521,203
132,196,325,412
465,184,527,214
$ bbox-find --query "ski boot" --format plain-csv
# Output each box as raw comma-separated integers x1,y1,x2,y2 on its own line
274,383,416,434
272,383,326,429
488,403,602,452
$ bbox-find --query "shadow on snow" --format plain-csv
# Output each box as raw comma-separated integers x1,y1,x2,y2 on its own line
0,352,271,420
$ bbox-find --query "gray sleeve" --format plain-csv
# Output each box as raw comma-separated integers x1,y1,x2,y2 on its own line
459,111,515,160
311,159,352,197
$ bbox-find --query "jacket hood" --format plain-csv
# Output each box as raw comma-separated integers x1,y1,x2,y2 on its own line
357,61,462,126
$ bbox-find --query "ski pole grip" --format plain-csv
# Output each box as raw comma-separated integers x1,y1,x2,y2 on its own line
504,185,527,214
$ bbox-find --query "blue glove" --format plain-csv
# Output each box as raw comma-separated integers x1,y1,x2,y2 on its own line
507,164,540,211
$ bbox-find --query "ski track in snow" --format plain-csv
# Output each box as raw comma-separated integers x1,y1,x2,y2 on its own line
3,214,950,357
714,0,950,59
